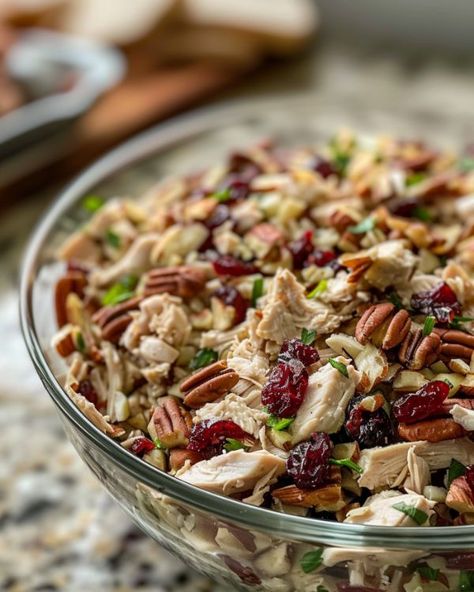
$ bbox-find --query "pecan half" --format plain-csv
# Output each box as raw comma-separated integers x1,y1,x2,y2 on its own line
92,296,142,343
148,396,193,448
442,398,474,412
180,360,239,408
169,448,203,472
435,328,474,360
272,468,344,511
355,302,410,350
398,324,440,370
144,266,207,298
398,418,466,443
446,476,474,513
55,271,87,327
355,302,395,344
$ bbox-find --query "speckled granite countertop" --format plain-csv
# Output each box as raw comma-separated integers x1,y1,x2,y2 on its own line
2,43,474,592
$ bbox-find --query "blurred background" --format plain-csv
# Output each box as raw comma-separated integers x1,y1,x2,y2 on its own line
2,1,474,590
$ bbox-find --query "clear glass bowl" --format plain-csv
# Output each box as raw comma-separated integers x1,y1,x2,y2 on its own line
20,95,474,592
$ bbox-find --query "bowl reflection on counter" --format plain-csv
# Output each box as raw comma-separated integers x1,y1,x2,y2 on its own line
20,95,474,591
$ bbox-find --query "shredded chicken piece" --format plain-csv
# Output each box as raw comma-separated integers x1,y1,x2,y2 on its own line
290,358,360,444
344,491,435,526
404,446,430,495
177,450,286,495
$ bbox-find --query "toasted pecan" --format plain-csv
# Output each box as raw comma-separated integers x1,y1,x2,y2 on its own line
355,302,395,345
446,476,474,513
92,296,143,328
398,325,440,370
398,418,466,443
169,448,203,472
144,266,207,299
148,396,193,448
435,328,474,360
180,360,239,408
55,271,87,327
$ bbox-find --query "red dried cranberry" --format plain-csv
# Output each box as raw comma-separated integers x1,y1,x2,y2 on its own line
224,176,251,201
261,359,309,417
78,379,98,407
188,419,253,459
279,338,319,366
465,465,474,489
286,432,333,489
346,395,395,449
310,155,337,179
220,555,261,586
411,282,461,324
444,552,474,570
205,204,230,230
214,285,248,324
213,255,258,277
307,249,337,267
388,197,419,218
288,230,314,270
392,380,449,424
130,437,155,457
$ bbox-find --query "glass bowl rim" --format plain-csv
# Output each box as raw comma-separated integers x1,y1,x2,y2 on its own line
19,94,474,548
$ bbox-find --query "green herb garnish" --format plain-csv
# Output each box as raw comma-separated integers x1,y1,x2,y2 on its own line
329,457,363,474
105,229,121,249
300,549,323,573
328,358,349,378
266,415,295,431
224,438,247,452
212,188,231,203
459,157,474,173
388,291,403,309
101,275,138,306
413,206,432,222
392,502,429,525
406,172,428,186
251,277,264,308
301,328,317,345
154,438,167,450
450,316,474,330
82,194,105,213
348,217,375,234
417,565,440,582
189,348,218,370
317,587,329,592
307,279,328,299
75,332,86,354
448,458,466,487
422,315,436,336
460,570,474,591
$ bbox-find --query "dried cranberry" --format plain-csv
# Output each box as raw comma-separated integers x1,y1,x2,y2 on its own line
78,379,98,407
261,359,309,417
346,395,395,449
307,249,337,267
223,176,251,201
130,437,155,457
214,285,248,324
213,255,258,277
310,155,337,179
286,433,333,489
444,552,474,570
279,338,319,366
205,204,230,230
392,380,449,424
228,152,262,182
188,419,252,459
288,230,314,270
220,555,261,586
388,197,419,218
411,282,461,324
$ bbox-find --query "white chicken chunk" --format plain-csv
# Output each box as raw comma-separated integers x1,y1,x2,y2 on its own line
256,269,351,344
344,491,435,526
290,358,360,444
450,404,474,431
178,450,286,495
359,438,474,490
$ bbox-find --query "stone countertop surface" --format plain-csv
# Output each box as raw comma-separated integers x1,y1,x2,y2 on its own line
2,42,474,592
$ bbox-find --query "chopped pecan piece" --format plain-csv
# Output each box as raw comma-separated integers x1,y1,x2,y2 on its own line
446,475,474,514
180,360,239,408
148,396,193,448
272,468,344,511
442,398,474,412
169,448,203,471
355,302,410,349
144,266,207,298
398,324,440,370
398,418,466,443
52,326,76,357
435,328,474,360
92,296,142,343
55,271,87,327
329,209,357,233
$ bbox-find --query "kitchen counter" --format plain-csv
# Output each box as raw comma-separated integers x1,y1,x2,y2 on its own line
2,42,474,591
